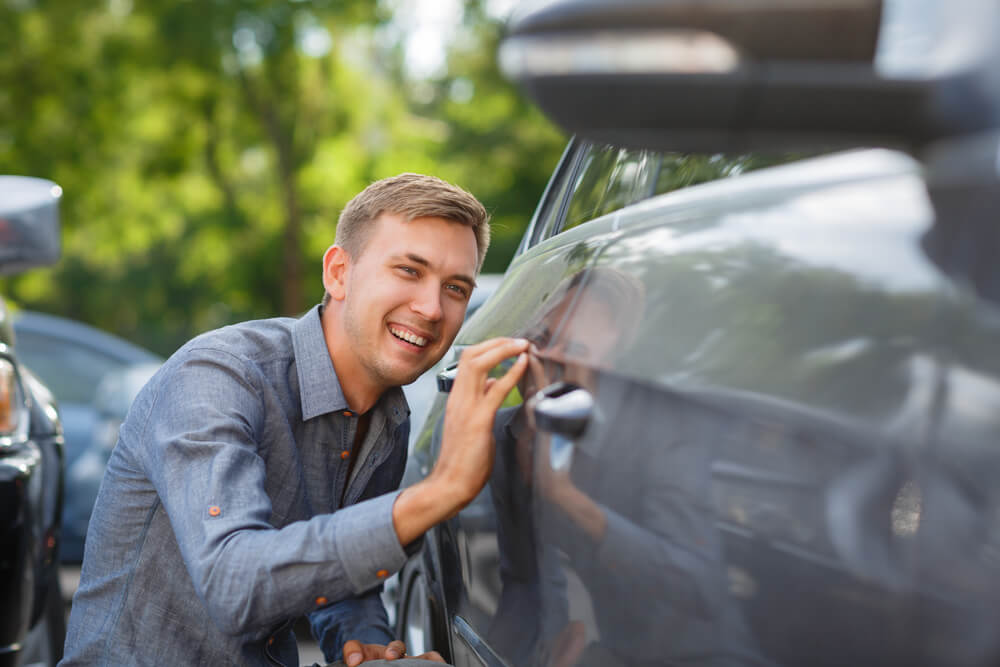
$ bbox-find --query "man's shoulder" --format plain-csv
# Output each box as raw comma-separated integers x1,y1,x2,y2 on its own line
178,315,298,367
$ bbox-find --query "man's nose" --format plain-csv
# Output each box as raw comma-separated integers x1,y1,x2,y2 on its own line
410,282,444,321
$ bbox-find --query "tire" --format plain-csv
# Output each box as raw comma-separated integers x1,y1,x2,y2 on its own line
399,573,433,658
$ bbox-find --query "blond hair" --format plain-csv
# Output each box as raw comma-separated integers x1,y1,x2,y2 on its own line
336,172,489,267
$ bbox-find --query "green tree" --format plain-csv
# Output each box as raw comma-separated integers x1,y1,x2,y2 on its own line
1,0,562,354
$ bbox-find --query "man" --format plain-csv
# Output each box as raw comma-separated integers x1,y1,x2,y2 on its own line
61,173,529,666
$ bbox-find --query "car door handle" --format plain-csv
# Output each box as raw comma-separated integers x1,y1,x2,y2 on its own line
436,353,520,393
436,362,459,393
529,382,594,438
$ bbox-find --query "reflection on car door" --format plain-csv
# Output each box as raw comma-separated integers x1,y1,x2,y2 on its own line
507,150,999,666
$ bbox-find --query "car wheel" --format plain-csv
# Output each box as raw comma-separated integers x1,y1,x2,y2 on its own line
399,572,433,657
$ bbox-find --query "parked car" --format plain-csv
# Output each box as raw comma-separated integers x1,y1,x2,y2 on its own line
12,311,162,563
396,2,1000,666
0,176,66,666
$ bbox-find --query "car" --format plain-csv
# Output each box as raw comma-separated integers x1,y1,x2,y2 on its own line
11,311,163,563
395,2,1000,666
0,176,67,667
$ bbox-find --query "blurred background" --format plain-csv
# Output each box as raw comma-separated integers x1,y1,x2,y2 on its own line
0,0,565,356
3,4,563,660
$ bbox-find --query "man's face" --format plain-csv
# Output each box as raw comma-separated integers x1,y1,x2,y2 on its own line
339,212,479,390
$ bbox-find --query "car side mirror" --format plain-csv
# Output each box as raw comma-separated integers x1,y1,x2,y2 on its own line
501,0,1000,152
0,176,62,274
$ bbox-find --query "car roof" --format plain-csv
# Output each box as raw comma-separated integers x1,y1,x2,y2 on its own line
12,310,162,364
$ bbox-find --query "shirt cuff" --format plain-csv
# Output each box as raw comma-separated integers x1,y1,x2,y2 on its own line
334,490,408,594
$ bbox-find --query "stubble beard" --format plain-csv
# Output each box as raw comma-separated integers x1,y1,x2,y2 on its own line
343,298,429,389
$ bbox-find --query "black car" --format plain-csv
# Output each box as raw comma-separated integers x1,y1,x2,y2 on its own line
0,176,66,667
396,2,1000,666
12,311,162,563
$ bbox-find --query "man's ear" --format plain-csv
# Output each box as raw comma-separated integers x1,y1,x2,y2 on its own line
322,245,351,302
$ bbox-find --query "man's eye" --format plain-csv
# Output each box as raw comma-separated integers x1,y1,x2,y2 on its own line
446,284,469,298
396,266,418,276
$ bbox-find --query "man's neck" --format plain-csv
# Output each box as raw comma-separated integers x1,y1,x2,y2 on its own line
320,305,384,414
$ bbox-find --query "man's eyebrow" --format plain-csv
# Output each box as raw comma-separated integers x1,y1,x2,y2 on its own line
397,253,477,288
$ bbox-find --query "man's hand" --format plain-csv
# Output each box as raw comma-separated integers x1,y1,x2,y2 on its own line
434,337,530,502
342,639,445,664
393,338,529,546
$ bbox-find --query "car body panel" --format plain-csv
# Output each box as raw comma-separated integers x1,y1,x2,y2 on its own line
0,324,64,666
400,143,1000,666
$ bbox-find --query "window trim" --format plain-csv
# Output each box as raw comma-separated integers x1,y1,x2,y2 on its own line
527,138,588,248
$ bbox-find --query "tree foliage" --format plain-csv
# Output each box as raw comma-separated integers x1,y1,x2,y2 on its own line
1,0,566,354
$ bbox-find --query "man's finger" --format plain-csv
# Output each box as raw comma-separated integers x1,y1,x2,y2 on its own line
461,336,528,359
486,352,528,403
385,639,406,660
458,337,529,372
342,640,364,667
453,338,529,392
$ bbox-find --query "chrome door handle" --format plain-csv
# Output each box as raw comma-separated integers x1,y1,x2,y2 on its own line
529,382,594,472
529,382,594,438
436,362,459,393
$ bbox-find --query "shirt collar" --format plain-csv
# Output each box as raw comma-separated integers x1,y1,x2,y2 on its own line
292,305,410,425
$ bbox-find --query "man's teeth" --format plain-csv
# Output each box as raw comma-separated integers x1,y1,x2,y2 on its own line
390,327,428,347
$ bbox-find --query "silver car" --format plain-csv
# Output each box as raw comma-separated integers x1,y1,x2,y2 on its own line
396,2,1000,666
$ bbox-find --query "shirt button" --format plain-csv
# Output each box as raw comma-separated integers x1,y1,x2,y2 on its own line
341,450,350,459
315,596,328,606
208,506,221,517
376,569,388,579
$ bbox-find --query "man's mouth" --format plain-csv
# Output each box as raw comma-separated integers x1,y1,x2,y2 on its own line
389,325,429,348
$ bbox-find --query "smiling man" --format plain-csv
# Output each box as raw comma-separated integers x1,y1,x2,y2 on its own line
61,174,529,667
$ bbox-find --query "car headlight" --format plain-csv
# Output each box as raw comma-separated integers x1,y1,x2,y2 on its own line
0,356,30,445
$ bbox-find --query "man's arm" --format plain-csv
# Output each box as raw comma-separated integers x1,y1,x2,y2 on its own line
137,347,410,637
335,338,529,664
137,338,526,642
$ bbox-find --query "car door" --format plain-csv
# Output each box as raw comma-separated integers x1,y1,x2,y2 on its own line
514,148,1000,666
406,141,808,665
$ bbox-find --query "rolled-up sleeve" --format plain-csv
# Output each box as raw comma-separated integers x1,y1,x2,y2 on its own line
135,347,406,637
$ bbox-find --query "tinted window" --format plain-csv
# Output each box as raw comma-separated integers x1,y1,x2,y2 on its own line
653,153,800,196
537,143,805,244
559,146,652,233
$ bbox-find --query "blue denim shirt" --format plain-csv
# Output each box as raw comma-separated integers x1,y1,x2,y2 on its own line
62,306,411,666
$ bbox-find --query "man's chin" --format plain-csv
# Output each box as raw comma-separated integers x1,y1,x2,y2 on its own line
386,361,437,388
380,344,448,387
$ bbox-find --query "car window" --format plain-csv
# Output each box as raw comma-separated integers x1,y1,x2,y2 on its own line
534,143,808,245
653,153,800,196
14,332,127,404
559,146,653,233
